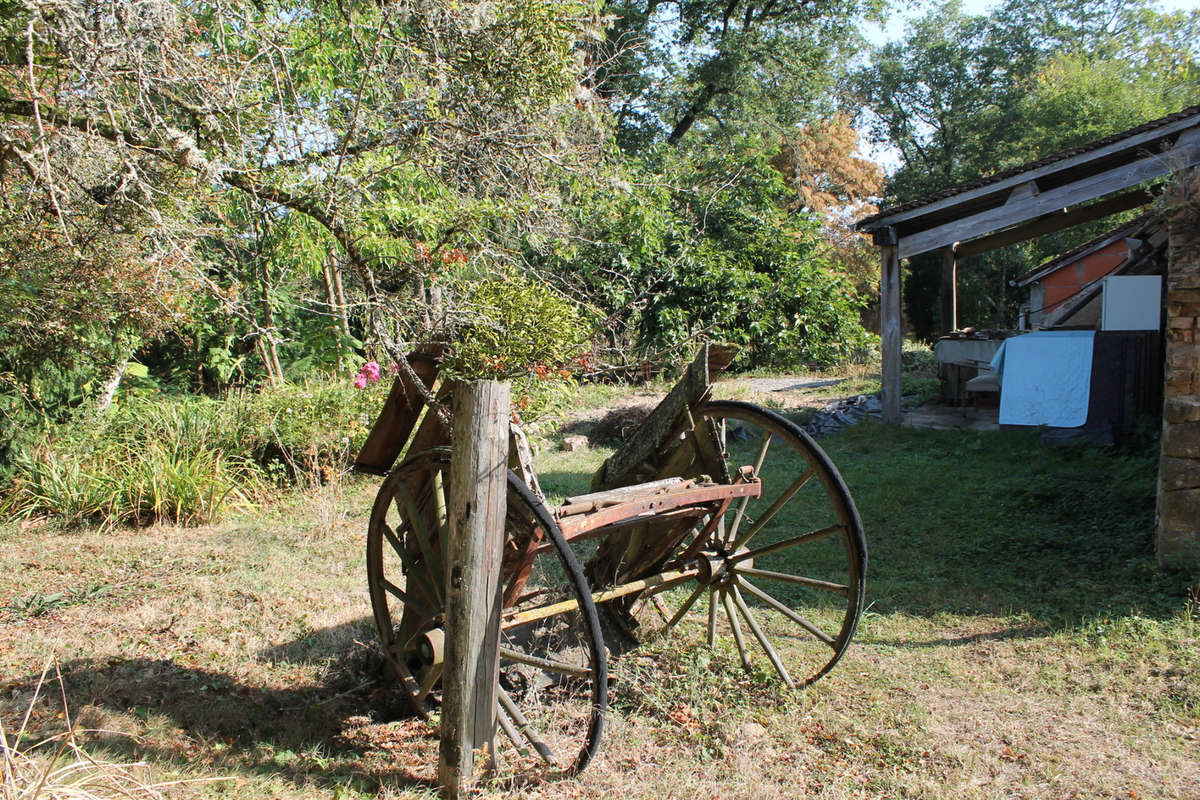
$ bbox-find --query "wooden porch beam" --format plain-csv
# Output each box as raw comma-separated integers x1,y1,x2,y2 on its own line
940,247,957,333
898,128,1200,259
953,186,1158,260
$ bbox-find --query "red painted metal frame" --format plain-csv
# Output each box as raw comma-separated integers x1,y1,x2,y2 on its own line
554,478,761,541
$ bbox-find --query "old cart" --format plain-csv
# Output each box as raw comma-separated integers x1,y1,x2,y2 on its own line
354,345,866,778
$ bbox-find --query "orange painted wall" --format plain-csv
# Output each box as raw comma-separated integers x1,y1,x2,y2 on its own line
1042,240,1129,314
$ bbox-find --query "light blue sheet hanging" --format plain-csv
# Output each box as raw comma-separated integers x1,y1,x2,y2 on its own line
991,331,1095,427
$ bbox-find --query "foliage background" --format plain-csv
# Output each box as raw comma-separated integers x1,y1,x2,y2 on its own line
0,0,1196,523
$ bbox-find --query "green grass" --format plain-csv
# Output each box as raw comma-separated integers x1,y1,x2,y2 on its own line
1,398,1197,799
828,422,1177,625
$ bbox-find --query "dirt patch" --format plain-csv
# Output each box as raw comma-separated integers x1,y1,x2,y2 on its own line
559,401,658,446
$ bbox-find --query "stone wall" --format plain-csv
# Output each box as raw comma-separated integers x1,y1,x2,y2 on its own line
1158,168,1200,570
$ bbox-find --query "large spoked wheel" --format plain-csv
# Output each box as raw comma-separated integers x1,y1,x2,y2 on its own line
367,447,607,778
626,400,867,689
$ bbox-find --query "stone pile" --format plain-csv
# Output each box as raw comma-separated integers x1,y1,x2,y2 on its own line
802,394,883,438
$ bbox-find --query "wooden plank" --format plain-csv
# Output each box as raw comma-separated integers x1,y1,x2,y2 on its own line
957,186,1157,262
592,345,714,491
354,344,443,474
880,245,902,425
562,478,686,509
438,381,509,798
898,132,1200,259
868,113,1200,229
940,247,957,334
557,481,760,538
507,425,542,501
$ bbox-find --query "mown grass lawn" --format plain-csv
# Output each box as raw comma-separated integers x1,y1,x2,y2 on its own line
2,385,1196,799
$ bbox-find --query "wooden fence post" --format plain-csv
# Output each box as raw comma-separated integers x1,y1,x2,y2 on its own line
438,380,510,797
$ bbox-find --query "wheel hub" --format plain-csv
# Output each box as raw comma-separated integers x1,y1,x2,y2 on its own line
694,547,752,587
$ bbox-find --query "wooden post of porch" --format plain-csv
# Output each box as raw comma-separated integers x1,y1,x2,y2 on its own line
940,246,958,333
880,241,902,425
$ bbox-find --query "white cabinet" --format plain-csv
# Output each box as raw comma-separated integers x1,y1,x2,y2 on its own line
1101,275,1161,331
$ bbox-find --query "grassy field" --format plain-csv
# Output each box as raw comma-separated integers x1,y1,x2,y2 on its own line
2,380,1197,799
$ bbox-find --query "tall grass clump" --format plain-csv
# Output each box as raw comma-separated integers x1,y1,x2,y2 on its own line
2,377,386,527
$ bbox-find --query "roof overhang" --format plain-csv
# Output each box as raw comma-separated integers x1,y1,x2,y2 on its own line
858,106,1200,260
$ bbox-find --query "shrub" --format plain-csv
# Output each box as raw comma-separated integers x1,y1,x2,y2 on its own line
5,436,261,528
234,379,386,484
443,271,593,421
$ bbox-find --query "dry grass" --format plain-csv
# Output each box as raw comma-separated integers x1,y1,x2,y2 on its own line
1,376,1197,799
1,661,217,800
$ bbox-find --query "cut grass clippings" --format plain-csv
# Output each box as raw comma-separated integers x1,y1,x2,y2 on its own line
1,381,1197,799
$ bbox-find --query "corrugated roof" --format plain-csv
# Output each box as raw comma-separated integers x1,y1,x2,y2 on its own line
857,104,1200,229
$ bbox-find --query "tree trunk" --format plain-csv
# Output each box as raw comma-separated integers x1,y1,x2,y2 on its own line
332,261,351,338
322,258,346,369
667,83,721,146
95,354,130,412
258,262,284,384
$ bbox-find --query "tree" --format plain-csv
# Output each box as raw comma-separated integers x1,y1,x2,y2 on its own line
0,0,607,403
600,0,884,152
771,113,885,295
528,138,869,369
853,0,1200,338
857,0,1198,200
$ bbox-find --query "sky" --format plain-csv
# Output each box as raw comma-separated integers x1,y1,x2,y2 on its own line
863,0,1200,45
858,0,1200,170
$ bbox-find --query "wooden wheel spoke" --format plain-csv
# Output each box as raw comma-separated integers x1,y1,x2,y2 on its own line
388,659,425,707
726,432,772,546
432,470,450,559
381,522,441,608
730,467,816,551
500,646,591,678
498,688,559,767
720,588,752,670
736,577,836,648
734,565,849,595
496,702,526,755
380,577,435,619
732,523,843,564
665,582,708,631
397,485,444,598
413,662,443,706
730,585,794,688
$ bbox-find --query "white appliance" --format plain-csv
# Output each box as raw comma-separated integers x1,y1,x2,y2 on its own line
1101,275,1161,331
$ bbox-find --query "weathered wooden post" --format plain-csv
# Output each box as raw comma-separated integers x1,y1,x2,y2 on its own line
878,235,903,425
438,380,510,797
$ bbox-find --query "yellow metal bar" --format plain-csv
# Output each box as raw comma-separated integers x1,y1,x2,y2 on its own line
502,568,698,629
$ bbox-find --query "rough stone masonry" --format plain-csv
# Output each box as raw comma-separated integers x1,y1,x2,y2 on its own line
1159,167,1200,570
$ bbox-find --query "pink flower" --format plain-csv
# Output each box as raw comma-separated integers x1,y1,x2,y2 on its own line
353,361,382,388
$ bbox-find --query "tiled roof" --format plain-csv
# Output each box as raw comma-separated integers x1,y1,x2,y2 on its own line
857,105,1200,229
